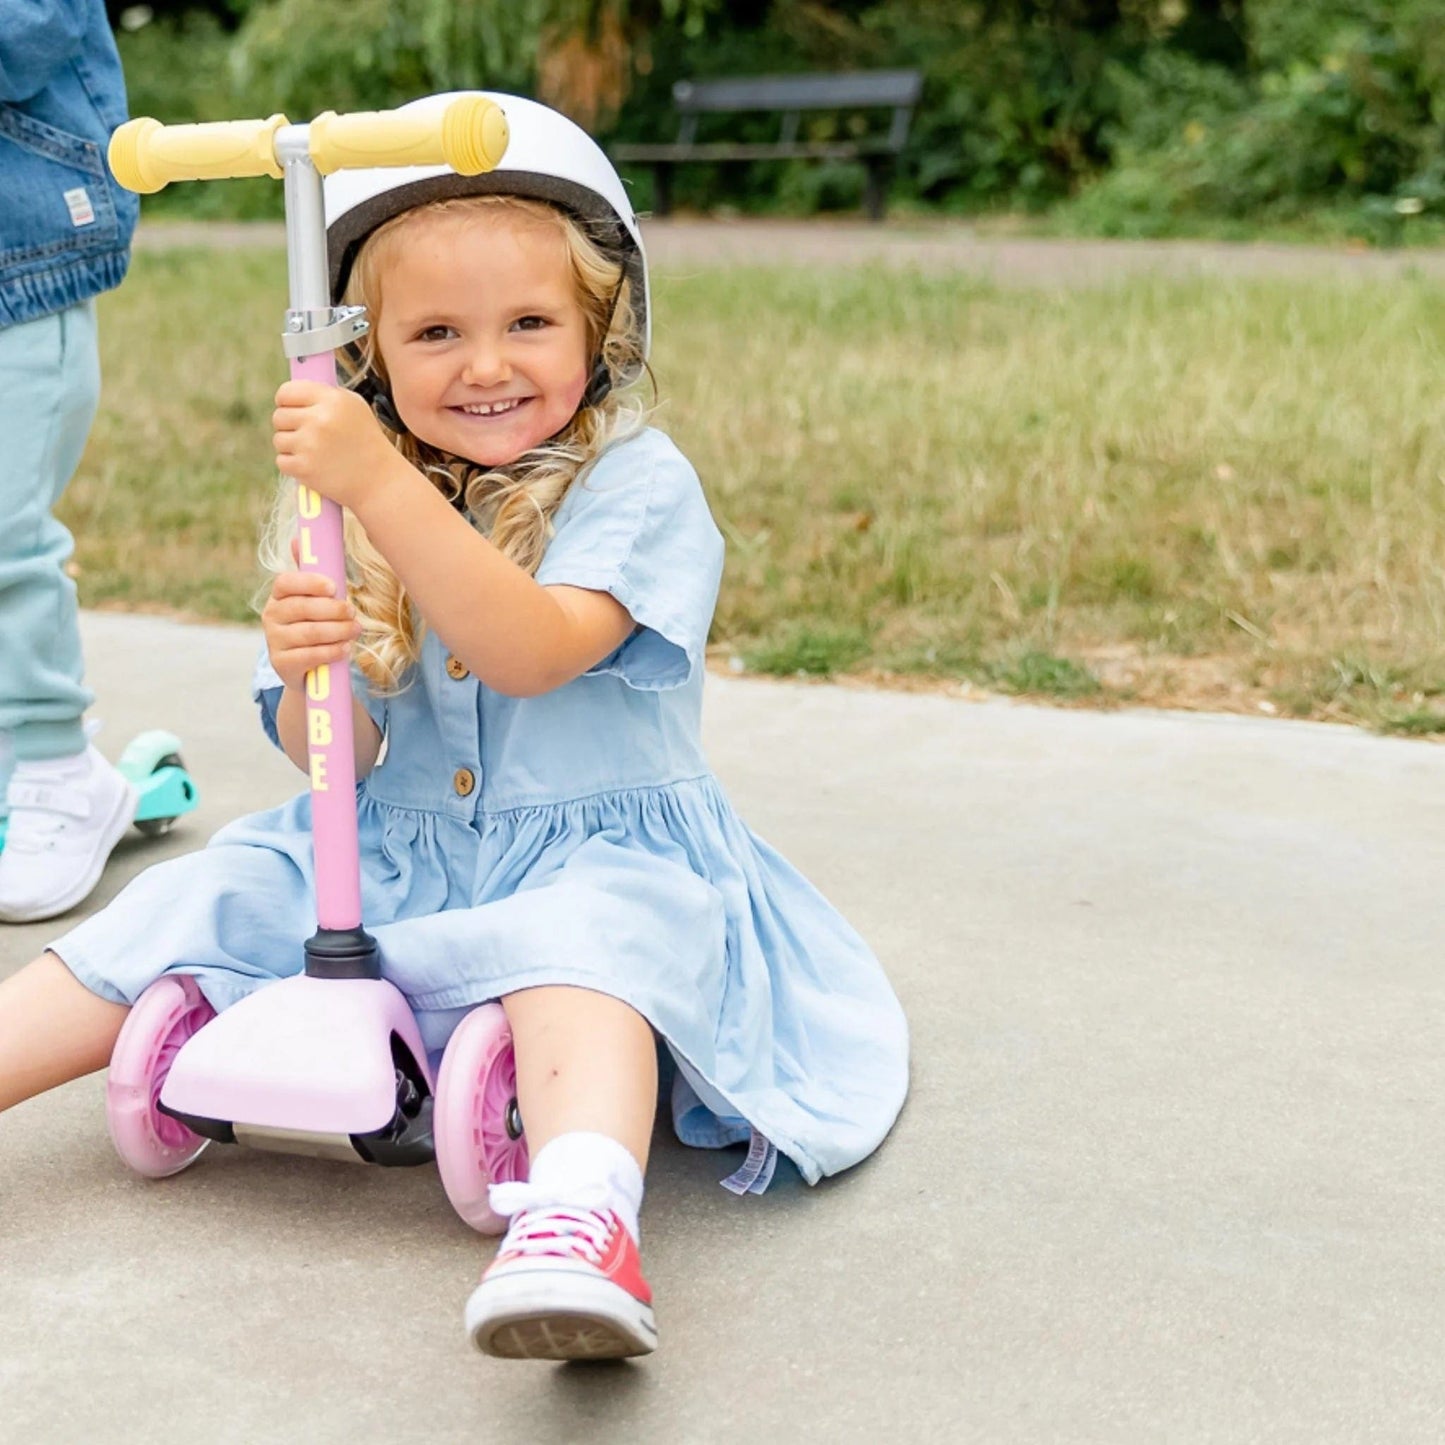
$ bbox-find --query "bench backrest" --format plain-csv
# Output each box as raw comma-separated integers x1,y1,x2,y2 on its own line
671,69,923,149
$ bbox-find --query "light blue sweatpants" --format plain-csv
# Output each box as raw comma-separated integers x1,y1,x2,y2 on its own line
0,300,98,778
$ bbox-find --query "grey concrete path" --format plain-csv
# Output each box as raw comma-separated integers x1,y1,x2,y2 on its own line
134,216,1445,286
4,610,1445,1443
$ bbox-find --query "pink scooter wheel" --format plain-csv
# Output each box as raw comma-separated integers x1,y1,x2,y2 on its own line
106,975,216,1179
434,1002,529,1234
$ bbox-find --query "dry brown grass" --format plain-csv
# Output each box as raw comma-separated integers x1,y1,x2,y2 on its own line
65,247,1445,731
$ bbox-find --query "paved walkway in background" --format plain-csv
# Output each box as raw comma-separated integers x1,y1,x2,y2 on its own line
4,610,1445,1442
134,216,1445,286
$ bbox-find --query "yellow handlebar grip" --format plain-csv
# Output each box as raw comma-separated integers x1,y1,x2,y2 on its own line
308,96,509,177
108,115,288,194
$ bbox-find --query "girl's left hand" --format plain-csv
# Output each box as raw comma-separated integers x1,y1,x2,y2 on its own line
272,381,405,512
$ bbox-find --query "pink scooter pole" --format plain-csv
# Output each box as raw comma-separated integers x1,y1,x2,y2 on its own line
277,128,378,977
289,357,364,935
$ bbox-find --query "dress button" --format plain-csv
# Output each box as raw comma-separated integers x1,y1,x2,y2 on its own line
445,655,469,680
453,768,476,797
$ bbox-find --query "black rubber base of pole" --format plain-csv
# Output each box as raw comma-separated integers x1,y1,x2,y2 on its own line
304,925,381,980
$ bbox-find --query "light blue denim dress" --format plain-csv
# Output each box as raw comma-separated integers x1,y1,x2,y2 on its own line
54,428,909,1188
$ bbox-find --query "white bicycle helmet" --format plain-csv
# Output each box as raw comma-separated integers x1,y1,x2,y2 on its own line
326,91,649,416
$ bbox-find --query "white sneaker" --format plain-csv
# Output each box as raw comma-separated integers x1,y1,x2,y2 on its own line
0,745,138,922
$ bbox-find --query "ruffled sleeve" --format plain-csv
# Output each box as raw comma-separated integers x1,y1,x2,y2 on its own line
251,646,388,752
534,428,724,691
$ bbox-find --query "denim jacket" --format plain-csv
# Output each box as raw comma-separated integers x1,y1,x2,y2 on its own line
0,0,137,326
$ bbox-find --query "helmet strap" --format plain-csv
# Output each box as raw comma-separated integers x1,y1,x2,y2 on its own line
345,355,404,432
369,388,404,433
581,355,613,409
578,270,628,411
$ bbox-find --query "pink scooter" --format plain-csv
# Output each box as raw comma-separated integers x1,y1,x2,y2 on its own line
100,100,528,1233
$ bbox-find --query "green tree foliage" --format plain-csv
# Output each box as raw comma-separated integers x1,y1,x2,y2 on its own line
1066,0,1445,238
115,1,1445,239
228,0,541,117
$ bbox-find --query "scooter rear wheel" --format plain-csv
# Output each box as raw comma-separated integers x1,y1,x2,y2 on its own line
434,1002,529,1234
133,751,189,837
107,975,216,1178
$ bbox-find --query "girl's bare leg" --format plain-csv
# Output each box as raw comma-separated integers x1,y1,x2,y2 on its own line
472,987,659,1358
501,985,657,1169
0,951,128,1112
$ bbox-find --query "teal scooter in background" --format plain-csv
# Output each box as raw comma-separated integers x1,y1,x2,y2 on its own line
0,730,199,853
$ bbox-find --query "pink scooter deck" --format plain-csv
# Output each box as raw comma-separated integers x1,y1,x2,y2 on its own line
159,974,433,1137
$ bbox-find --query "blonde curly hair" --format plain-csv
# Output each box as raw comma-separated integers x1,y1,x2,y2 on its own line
260,194,649,692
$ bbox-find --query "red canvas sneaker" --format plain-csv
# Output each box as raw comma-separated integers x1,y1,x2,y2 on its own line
465,1205,657,1360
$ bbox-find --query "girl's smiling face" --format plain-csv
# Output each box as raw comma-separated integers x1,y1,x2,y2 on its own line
372,206,592,467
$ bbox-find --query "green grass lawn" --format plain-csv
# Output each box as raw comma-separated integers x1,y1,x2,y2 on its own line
66,246,1445,732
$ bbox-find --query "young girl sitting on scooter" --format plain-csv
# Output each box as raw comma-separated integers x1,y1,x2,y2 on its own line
0,94,909,1361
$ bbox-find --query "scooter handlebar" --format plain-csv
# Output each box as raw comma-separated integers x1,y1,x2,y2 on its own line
108,96,509,195
109,114,289,194
308,96,509,176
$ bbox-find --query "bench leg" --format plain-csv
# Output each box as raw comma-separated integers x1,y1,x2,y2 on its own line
863,160,890,222
652,163,674,218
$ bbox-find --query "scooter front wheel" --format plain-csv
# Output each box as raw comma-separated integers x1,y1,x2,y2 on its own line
434,1002,529,1234
107,974,216,1178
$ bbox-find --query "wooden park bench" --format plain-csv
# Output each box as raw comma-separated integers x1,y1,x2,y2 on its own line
612,69,924,222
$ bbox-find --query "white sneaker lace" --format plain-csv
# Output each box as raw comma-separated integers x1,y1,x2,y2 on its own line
488,1182,616,1265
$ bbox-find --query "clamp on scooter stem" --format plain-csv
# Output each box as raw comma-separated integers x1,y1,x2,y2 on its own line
283,304,370,360
108,95,509,193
